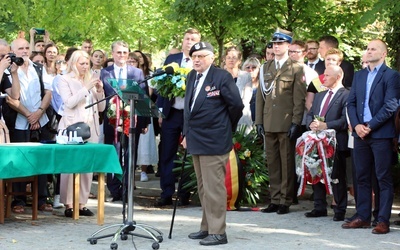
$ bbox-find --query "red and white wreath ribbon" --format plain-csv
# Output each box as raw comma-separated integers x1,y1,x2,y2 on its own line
296,130,336,196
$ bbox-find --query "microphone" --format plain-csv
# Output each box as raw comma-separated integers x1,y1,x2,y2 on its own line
138,66,175,84
152,66,174,77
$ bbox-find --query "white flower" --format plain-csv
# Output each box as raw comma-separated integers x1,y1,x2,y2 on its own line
244,149,251,158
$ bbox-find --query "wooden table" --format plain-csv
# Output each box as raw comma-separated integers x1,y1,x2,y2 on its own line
0,142,121,225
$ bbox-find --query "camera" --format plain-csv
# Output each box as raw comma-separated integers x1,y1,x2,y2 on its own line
8,53,24,66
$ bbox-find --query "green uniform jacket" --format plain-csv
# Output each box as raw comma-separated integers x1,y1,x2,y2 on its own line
255,58,306,132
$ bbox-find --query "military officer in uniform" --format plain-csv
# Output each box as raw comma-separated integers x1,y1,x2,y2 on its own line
255,28,306,214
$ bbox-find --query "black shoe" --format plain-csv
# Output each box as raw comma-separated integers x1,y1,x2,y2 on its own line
277,205,289,215
177,197,190,206
305,209,328,218
344,213,358,223
371,218,378,227
110,196,122,202
146,165,155,174
333,213,345,221
261,203,279,213
64,208,73,218
79,207,94,216
199,233,228,246
188,230,209,239
393,220,400,225
154,197,172,207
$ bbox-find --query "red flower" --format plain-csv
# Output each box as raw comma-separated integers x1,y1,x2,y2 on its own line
121,109,129,117
324,145,335,158
296,141,305,155
234,142,241,151
109,117,117,126
123,119,130,136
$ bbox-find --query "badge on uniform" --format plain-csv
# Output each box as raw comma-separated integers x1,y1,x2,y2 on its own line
206,89,220,97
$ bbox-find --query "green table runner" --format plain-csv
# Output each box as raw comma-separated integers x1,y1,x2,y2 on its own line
0,143,121,179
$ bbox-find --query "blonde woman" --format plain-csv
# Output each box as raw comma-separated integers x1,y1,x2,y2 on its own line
242,57,261,123
58,50,105,217
225,46,252,133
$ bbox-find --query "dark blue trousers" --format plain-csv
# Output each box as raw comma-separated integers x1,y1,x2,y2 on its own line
353,137,393,224
159,108,184,199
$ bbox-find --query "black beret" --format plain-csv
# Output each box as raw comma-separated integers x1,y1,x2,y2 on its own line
189,42,214,57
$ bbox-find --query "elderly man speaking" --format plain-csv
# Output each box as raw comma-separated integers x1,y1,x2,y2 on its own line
181,42,243,246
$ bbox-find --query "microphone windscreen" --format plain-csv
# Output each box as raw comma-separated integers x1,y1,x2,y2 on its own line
164,66,174,75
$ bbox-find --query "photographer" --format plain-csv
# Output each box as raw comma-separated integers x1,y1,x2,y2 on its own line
6,37,54,214
0,39,20,118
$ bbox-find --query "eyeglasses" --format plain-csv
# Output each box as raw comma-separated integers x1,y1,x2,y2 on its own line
56,60,66,64
245,65,257,70
191,54,211,60
288,50,304,54
307,48,318,51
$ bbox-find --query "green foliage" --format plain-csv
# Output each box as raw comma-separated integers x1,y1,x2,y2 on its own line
173,126,269,207
0,0,398,69
233,126,269,206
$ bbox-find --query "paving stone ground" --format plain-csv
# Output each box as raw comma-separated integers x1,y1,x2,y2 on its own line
1,173,400,250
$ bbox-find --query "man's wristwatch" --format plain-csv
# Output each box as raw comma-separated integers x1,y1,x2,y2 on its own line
38,107,45,113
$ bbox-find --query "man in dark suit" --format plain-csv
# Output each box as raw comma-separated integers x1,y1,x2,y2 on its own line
256,28,306,215
155,28,201,206
100,40,145,202
305,65,349,221
318,35,354,89
343,39,400,234
183,42,243,246
306,40,325,75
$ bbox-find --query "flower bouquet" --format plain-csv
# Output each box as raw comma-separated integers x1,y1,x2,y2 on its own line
151,62,191,99
232,125,269,206
295,129,337,196
106,96,130,136
173,125,268,208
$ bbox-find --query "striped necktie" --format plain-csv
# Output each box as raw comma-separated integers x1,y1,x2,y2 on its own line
190,73,203,108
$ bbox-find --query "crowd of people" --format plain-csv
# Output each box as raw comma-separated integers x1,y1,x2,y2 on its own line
1,26,400,246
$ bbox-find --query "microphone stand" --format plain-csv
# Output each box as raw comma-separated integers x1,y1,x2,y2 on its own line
87,86,163,250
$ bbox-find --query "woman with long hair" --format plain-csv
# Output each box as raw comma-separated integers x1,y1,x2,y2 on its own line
43,43,59,76
224,46,252,133
242,57,261,123
133,50,157,181
90,49,105,71
58,50,105,217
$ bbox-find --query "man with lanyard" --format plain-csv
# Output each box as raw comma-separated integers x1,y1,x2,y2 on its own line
256,28,306,215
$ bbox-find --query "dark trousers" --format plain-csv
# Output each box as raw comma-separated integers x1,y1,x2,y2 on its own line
314,151,347,214
105,133,133,199
353,137,393,224
351,149,380,220
11,127,52,207
265,132,295,206
159,108,189,200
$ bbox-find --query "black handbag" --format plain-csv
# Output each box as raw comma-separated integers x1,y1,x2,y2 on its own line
66,122,91,140
46,105,59,134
